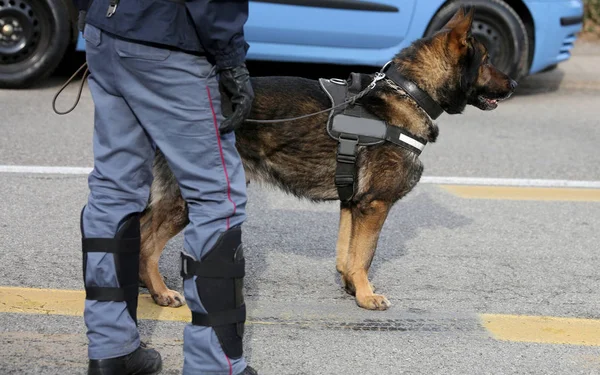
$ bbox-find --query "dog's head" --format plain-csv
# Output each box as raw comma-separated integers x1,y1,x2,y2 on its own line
392,7,517,114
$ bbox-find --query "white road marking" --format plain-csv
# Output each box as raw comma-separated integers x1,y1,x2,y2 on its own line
1,165,600,189
420,176,600,189
0,165,92,175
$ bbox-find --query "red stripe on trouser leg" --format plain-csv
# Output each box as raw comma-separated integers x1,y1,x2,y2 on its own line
206,86,237,230
226,355,233,375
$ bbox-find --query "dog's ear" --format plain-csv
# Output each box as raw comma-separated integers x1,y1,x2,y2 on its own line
443,6,466,30
448,6,474,47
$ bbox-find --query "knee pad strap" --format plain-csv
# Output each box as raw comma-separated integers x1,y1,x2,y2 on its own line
82,213,141,324
181,226,246,359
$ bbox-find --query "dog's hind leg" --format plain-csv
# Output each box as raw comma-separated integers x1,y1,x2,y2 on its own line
343,200,391,311
335,202,352,275
140,197,189,307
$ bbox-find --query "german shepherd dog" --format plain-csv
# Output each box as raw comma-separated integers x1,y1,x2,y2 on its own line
138,7,517,311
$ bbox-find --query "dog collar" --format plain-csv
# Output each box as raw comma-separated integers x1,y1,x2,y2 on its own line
381,62,445,120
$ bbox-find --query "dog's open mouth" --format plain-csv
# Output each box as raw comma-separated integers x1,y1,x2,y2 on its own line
476,92,512,111
479,96,499,109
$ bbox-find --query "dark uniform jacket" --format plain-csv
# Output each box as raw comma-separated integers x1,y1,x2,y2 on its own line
76,0,250,69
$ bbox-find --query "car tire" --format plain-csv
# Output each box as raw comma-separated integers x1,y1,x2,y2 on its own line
424,0,530,81
0,0,71,88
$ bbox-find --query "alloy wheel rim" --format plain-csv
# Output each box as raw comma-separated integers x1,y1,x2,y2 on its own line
0,0,41,64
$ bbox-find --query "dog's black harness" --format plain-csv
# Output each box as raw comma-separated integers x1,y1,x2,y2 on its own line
319,62,444,202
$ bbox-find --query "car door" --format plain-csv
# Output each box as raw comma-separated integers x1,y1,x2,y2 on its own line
244,0,418,65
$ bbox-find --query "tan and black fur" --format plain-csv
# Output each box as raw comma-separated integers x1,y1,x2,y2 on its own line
139,8,517,311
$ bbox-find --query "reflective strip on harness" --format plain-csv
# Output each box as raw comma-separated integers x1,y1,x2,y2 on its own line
385,125,427,155
400,134,425,151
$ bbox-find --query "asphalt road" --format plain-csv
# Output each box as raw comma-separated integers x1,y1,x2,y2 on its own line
1,42,600,375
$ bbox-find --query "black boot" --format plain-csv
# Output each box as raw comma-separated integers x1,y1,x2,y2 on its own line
240,366,258,375
88,342,162,375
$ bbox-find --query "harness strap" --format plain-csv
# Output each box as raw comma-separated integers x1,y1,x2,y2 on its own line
342,73,365,119
82,233,140,303
335,134,359,202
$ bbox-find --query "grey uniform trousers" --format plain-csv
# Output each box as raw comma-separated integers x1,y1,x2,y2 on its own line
81,24,248,375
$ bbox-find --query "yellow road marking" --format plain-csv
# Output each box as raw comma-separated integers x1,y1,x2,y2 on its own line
0,286,191,322
439,185,600,202
0,286,313,326
4,287,600,346
481,314,600,346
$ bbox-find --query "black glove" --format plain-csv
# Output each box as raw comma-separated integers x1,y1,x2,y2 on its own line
218,64,254,134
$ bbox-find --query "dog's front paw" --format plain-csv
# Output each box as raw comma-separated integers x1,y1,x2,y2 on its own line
341,276,376,295
356,294,391,311
152,289,186,308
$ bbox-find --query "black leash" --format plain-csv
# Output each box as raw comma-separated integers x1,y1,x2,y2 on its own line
52,61,89,115
244,72,386,123
51,61,384,120
51,60,444,122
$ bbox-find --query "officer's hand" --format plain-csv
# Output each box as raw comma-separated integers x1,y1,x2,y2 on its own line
218,64,254,134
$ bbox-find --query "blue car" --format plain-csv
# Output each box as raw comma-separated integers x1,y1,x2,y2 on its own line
0,0,584,88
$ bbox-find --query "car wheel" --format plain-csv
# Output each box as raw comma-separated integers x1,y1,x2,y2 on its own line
424,0,530,81
0,0,71,88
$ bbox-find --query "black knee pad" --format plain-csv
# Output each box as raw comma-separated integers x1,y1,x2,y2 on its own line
81,209,141,324
180,226,246,359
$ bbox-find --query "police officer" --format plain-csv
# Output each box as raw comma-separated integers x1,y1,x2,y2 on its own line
75,0,256,373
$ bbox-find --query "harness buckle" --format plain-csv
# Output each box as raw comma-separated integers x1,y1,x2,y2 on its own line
337,135,359,158
336,154,356,164
180,253,190,278
330,78,347,85
380,60,393,73
369,72,386,89
106,1,118,17
335,175,355,187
